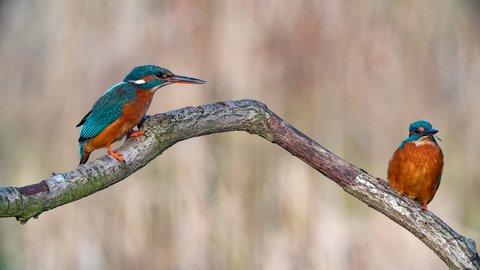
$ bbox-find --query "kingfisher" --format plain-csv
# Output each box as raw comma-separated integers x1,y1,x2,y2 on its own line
387,120,444,211
77,65,206,165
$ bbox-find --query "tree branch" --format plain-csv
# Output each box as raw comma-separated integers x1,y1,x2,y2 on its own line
0,99,478,269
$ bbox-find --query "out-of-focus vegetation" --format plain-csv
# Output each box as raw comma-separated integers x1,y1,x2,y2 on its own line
0,1,479,269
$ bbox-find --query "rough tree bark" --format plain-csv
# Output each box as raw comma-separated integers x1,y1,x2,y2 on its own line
0,99,478,269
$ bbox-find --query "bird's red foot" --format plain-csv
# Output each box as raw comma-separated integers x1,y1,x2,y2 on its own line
108,146,124,164
127,131,145,138
422,202,427,211
399,190,405,198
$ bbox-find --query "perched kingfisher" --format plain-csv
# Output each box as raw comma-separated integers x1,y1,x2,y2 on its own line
77,65,206,165
387,120,444,211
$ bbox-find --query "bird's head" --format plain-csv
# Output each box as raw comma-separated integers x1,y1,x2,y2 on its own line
398,120,440,149
124,65,206,90
408,120,438,138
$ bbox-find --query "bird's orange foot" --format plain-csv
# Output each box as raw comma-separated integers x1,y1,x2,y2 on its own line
127,131,145,138
399,190,405,198
108,146,125,164
422,202,427,211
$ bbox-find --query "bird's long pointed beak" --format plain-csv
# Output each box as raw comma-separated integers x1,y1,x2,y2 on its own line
421,128,438,136
167,75,206,84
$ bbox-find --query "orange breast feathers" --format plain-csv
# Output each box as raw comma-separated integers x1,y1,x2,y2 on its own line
387,141,443,205
82,89,155,153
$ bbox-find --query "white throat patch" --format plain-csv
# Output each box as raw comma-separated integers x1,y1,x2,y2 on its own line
415,136,435,146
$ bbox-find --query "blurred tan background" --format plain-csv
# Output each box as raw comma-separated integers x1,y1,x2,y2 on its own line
0,0,479,269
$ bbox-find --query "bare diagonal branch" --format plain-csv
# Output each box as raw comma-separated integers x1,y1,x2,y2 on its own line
0,99,478,269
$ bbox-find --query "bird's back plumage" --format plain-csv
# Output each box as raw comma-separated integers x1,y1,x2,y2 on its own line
78,83,155,164
77,82,138,142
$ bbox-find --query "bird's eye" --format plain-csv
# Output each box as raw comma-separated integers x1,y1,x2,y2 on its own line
414,128,420,134
157,72,168,79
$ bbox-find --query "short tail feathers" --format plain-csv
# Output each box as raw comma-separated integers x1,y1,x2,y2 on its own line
79,141,90,164
80,152,90,165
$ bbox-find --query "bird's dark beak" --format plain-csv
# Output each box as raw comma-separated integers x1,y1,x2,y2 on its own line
421,128,438,136
167,75,206,84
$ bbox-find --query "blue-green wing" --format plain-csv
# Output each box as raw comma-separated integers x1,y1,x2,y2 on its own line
78,82,137,142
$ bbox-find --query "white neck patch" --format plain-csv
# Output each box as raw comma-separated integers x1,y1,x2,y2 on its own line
128,79,146,85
